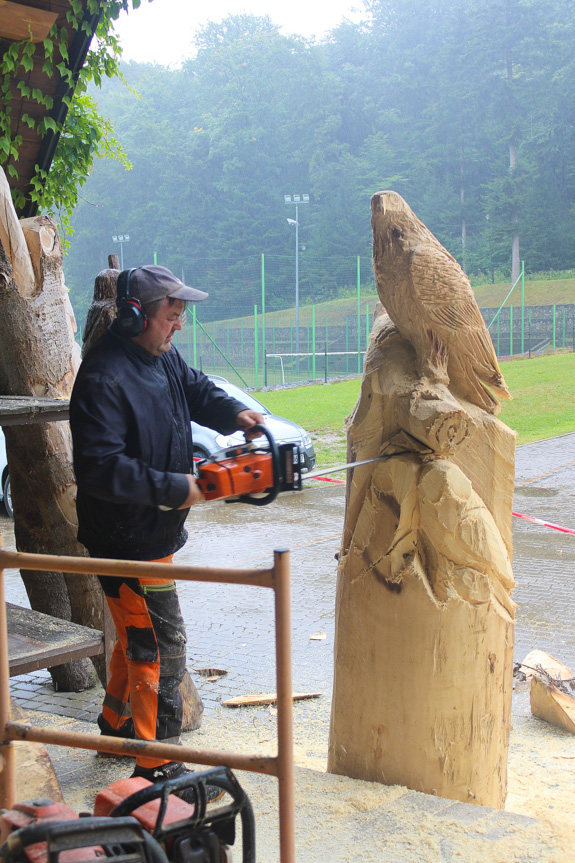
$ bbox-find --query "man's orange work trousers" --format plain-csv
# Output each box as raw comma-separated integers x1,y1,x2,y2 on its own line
99,556,187,769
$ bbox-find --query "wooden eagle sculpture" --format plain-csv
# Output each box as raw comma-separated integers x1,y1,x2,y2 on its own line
371,191,511,413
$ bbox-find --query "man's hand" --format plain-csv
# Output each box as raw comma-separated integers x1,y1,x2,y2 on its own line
178,474,205,509
236,409,266,442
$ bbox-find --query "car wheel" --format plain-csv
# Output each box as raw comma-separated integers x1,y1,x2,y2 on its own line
192,447,209,477
3,475,13,519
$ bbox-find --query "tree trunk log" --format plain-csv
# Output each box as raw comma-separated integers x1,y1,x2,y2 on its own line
328,194,516,809
0,168,103,690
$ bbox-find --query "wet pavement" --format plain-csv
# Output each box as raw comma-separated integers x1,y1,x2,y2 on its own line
512,432,575,669
6,431,575,719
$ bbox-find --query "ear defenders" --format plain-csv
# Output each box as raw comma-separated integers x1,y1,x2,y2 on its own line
116,268,147,337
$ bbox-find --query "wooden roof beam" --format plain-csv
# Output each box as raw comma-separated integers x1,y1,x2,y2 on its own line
0,0,58,44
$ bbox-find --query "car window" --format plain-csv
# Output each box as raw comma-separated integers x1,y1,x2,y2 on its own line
213,380,270,415
0,429,6,471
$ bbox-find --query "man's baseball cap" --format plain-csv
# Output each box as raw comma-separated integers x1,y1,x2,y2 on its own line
130,265,208,303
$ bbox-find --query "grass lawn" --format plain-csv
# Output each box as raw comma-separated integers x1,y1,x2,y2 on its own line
497,351,575,443
259,378,360,466
256,351,575,467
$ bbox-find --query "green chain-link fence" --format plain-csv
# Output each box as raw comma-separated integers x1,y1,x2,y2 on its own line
167,255,575,388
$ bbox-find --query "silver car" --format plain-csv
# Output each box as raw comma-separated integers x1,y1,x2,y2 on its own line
192,376,316,471
0,379,316,520
0,430,12,518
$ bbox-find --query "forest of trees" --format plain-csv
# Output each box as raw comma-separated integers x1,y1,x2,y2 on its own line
64,0,575,325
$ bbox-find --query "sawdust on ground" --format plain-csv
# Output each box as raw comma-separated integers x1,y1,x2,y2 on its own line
16,684,575,862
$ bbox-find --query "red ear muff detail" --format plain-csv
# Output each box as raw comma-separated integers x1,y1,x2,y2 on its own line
117,300,148,335
116,269,147,337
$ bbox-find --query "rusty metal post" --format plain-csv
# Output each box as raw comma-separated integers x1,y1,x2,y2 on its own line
0,547,295,860
273,549,295,863
0,538,15,808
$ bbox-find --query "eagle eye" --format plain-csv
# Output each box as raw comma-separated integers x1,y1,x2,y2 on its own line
392,227,403,239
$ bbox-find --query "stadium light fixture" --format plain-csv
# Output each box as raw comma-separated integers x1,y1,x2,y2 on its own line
112,233,130,270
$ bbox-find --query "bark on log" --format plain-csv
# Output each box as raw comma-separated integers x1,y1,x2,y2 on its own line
180,670,204,732
328,193,516,809
0,168,103,691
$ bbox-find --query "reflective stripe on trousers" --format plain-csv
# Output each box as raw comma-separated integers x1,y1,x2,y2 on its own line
100,555,187,769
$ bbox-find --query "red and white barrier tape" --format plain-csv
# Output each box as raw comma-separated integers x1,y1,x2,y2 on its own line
512,511,575,536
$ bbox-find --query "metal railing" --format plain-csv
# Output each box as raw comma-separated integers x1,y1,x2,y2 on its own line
0,546,295,863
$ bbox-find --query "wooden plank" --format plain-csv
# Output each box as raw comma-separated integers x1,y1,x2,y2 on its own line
0,1,58,43
7,602,103,676
223,692,321,707
0,396,69,426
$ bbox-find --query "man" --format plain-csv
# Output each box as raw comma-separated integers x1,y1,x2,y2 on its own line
70,265,264,800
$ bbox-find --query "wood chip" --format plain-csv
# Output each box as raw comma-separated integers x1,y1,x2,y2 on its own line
309,632,327,640
530,676,575,734
222,692,322,707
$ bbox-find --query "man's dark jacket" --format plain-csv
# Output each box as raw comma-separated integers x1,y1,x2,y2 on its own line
70,327,246,560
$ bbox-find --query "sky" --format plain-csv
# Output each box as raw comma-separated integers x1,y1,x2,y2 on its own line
114,0,365,66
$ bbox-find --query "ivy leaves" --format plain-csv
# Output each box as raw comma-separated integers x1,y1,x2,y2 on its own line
0,0,145,243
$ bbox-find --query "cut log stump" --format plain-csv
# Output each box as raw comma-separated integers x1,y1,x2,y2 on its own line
11,703,64,803
530,677,575,734
521,650,575,734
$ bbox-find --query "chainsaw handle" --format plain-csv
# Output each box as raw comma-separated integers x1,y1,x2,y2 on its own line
238,423,280,507
109,766,255,863
0,817,168,863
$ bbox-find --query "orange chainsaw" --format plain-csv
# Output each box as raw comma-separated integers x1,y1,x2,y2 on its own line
193,424,404,506
194,424,302,506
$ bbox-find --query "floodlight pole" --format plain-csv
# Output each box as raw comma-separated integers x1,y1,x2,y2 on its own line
284,195,309,376
295,203,299,368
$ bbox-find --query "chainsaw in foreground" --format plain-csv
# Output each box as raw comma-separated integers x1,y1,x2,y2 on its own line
0,766,254,863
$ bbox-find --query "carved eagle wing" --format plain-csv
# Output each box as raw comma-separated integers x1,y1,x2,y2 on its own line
410,244,511,408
